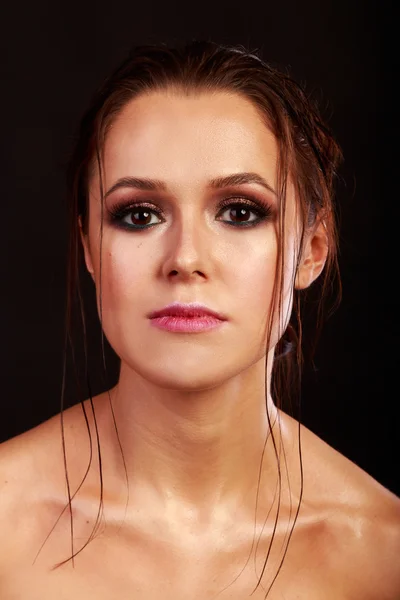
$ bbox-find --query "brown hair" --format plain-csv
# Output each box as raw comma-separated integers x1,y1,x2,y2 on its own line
41,39,342,596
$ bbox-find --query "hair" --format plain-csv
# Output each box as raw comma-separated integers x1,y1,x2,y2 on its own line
36,39,342,597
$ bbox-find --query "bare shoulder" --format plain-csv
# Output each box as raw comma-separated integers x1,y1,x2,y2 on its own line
0,414,62,536
0,401,97,569
0,396,102,494
352,489,400,600
289,415,400,599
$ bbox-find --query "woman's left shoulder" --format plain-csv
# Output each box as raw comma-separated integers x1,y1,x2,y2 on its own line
346,472,400,596
296,419,400,599
336,477,400,599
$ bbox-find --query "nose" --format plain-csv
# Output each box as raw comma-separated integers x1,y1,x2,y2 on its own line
161,210,209,282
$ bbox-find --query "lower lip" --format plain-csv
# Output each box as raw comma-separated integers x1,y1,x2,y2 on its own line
149,315,225,332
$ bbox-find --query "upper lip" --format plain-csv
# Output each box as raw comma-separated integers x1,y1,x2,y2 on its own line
148,301,227,320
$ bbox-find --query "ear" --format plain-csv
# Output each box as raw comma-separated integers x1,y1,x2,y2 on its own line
295,220,329,290
78,216,95,281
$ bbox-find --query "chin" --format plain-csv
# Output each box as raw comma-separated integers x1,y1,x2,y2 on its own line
120,354,238,392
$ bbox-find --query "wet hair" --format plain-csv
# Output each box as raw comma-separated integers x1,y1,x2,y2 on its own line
38,39,342,596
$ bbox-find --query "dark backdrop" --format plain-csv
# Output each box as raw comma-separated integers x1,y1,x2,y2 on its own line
1,1,395,494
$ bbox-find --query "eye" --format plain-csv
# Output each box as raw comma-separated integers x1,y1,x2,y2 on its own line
122,207,160,228
107,197,273,230
107,203,163,230
216,200,270,226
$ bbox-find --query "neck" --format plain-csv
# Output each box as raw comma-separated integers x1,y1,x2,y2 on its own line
89,350,284,518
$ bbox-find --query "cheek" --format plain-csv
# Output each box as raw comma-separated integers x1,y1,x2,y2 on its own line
90,228,283,352
93,230,279,296
232,249,277,306
224,234,279,343
241,232,299,347
91,238,149,315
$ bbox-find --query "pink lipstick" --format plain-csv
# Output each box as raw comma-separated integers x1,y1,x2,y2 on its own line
148,301,227,333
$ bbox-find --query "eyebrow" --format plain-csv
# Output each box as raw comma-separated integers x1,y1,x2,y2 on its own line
104,172,276,199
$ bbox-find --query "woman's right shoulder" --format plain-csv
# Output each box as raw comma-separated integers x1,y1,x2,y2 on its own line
0,397,105,540
0,398,97,482
0,406,84,569
0,411,62,480
0,416,59,527
0,429,39,571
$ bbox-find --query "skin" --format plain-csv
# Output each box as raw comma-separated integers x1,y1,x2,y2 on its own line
0,90,399,599
81,89,322,513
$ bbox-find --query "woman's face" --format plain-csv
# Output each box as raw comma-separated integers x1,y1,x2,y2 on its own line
82,90,303,390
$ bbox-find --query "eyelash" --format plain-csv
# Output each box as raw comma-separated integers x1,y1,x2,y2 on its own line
107,196,273,230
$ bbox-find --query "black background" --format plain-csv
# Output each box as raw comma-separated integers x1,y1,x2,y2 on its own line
1,2,396,494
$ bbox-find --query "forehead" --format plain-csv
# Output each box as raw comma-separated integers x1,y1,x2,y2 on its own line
100,90,279,191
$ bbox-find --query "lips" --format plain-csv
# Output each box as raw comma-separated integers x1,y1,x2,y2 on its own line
148,301,227,321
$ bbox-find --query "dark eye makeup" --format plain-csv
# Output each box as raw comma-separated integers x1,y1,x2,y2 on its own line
106,195,274,231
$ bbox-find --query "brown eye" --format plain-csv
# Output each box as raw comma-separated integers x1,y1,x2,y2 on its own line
127,208,155,226
109,205,162,231
217,202,267,226
223,205,255,223
108,198,271,231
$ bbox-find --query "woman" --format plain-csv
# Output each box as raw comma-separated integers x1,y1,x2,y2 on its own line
0,40,399,599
